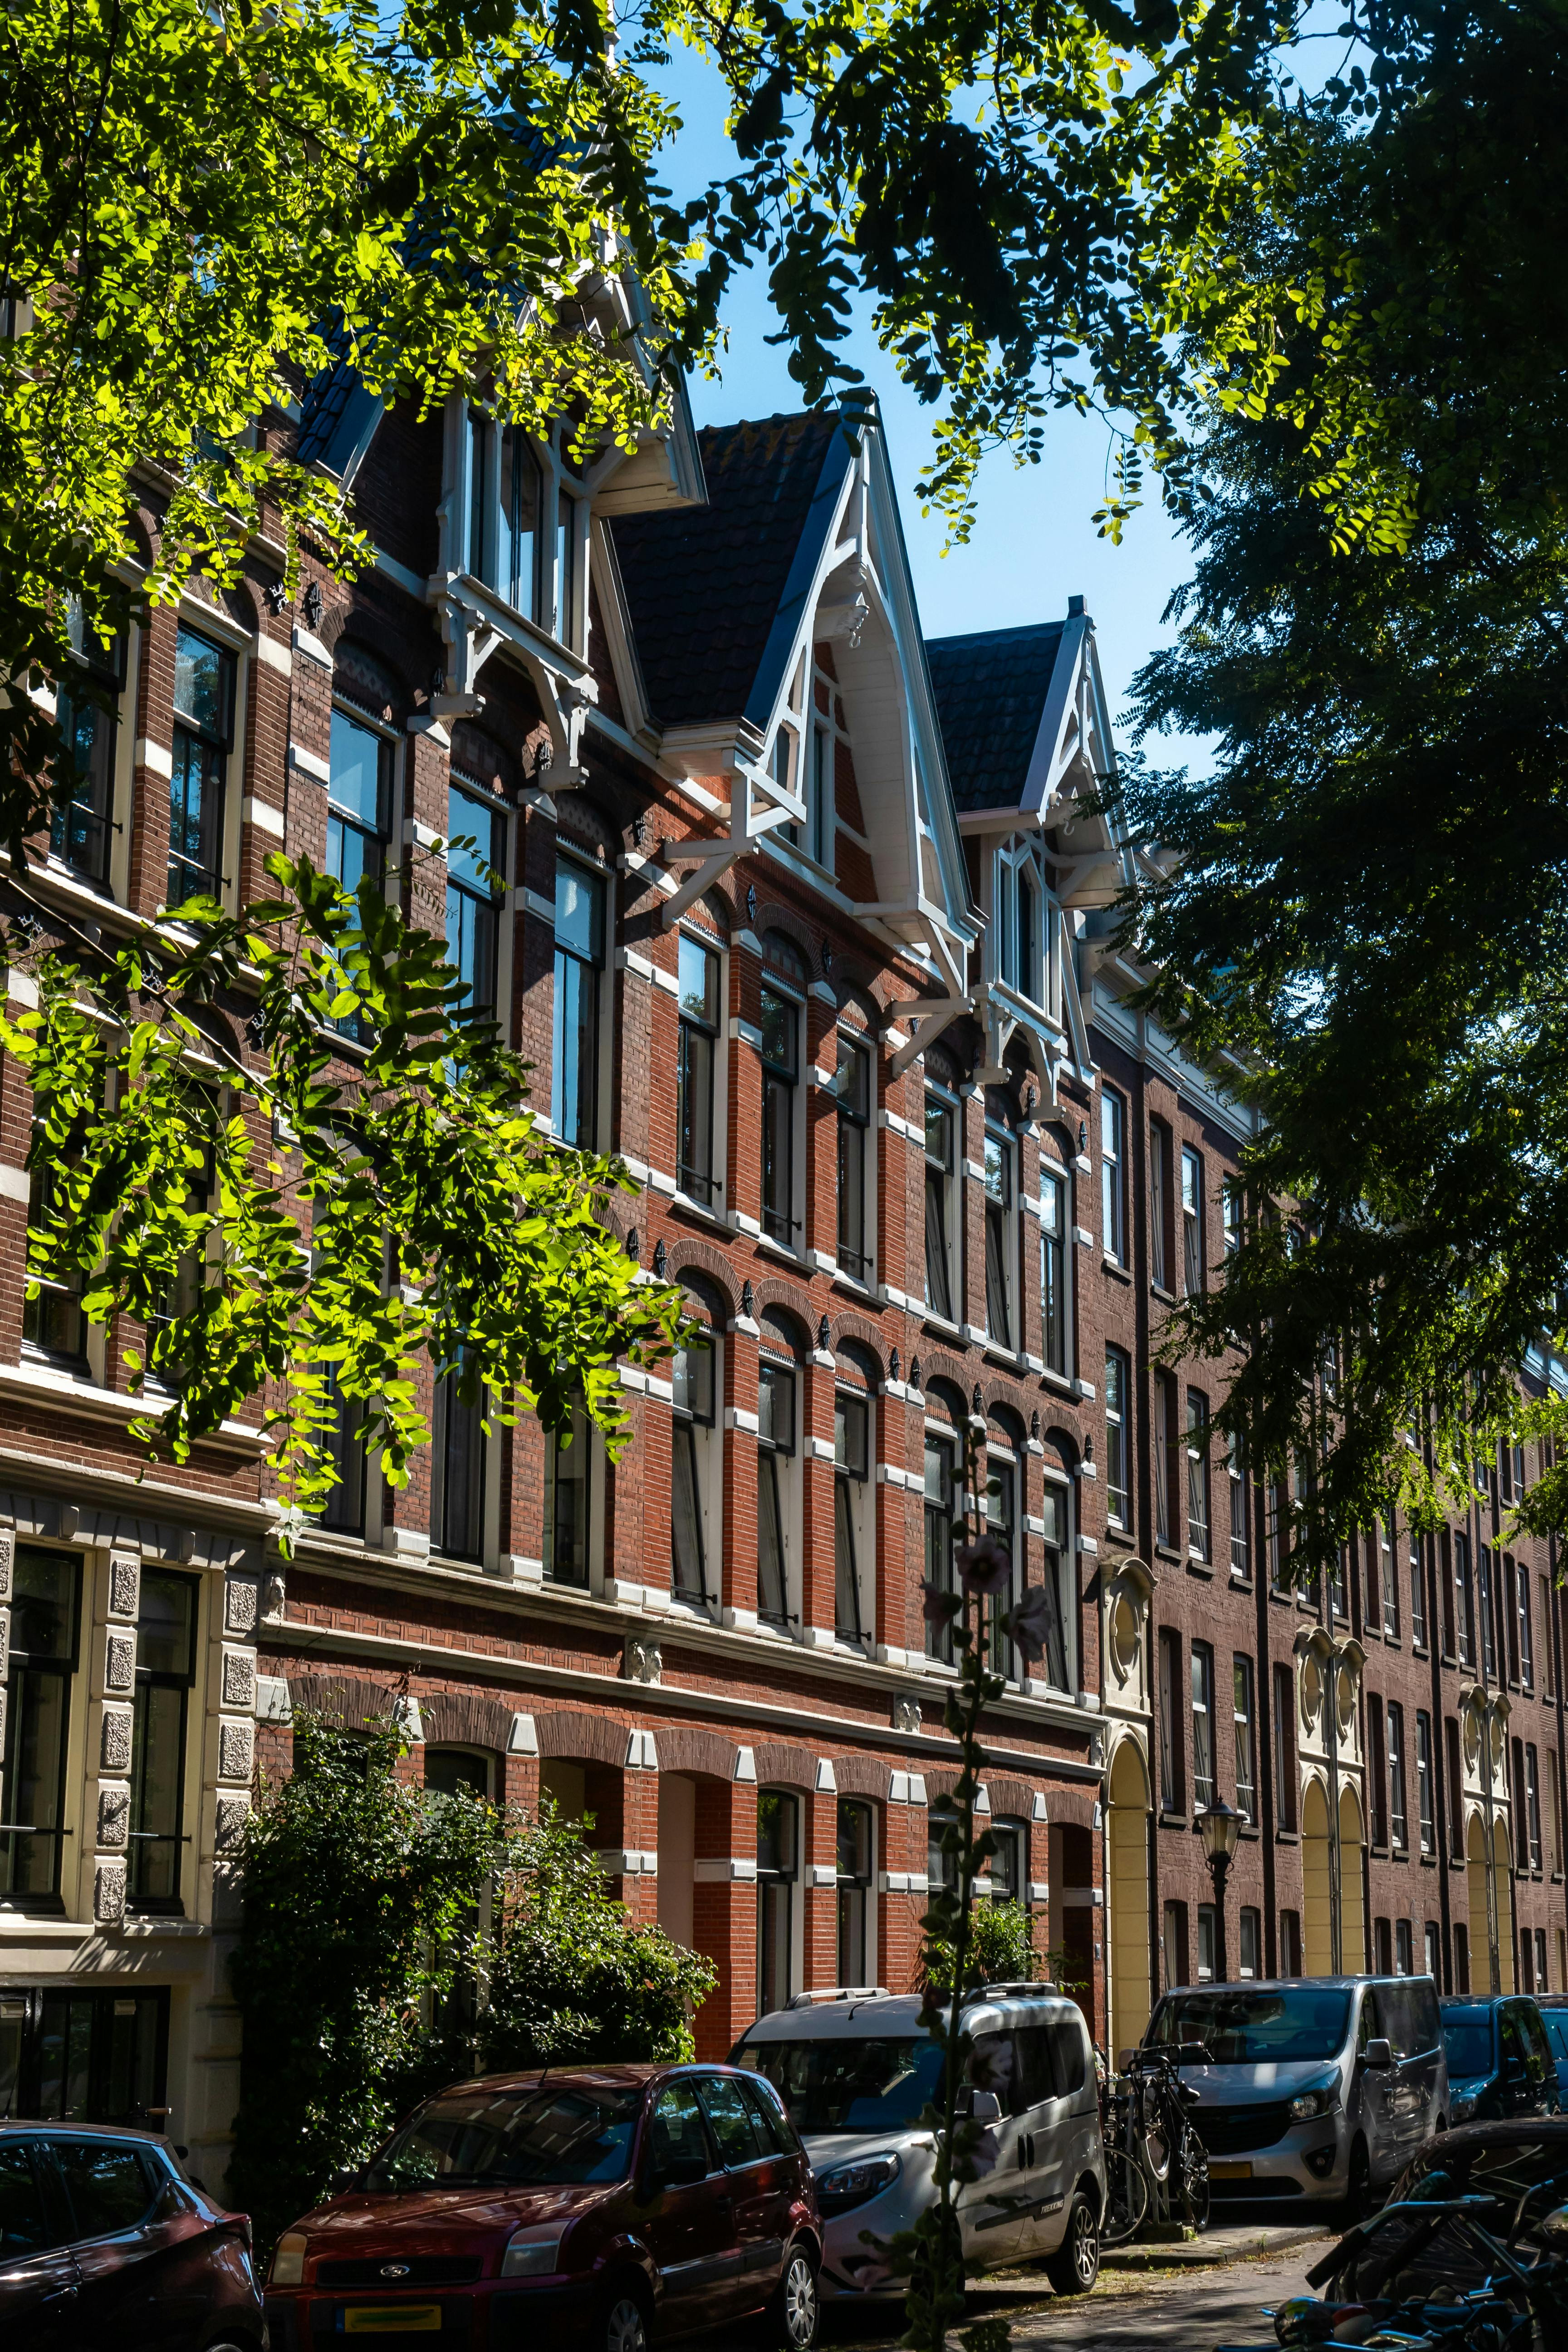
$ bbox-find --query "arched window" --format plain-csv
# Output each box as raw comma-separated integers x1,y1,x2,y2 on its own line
671,1281,723,1607
923,1381,965,1665
760,939,805,1246
758,1313,803,1628
833,1342,879,1645
757,1788,799,2013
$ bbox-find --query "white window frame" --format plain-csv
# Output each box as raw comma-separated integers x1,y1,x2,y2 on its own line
922,1076,962,1326
671,1323,722,1615
759,967,807,1257
448,765,515,1045
982,1122,1019,1352
549,840,612,1144
757,1348,802,1633
833,1019,875,1287
675,921,728,1211
451,411,591,655
1039,1152,1072,1377
832,1382,874,1647
169,592,250,921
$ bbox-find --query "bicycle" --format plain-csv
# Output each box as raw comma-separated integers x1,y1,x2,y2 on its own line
1122,2043,1211,2233
1099,2073,1150,2246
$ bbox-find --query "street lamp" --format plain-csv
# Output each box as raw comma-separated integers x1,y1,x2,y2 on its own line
1198,1799,1245,1984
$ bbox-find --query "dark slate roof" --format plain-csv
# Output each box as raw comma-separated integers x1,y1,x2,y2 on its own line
925,621,1065,811
610,411,845,729
296,358,383,481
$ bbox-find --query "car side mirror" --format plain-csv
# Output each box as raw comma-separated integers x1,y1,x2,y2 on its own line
955,2087,1003,2124
1363,2038,1393,2069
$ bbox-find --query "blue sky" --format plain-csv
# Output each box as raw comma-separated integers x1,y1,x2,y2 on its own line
649,44,1206,772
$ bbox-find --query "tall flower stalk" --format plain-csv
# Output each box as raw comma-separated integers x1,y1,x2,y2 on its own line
893,1427,1054,2352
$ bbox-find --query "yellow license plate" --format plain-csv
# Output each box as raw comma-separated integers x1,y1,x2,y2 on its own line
343,2308,443,2335
1207,2160,1253,2180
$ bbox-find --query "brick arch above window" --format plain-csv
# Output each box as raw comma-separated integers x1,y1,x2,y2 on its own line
746,904,815,971
1046,1787,1097,1831
1041,1422,1082,1473
749,1277,814,1341
285,1671,401,1730
535,1708,629,1768
665,1240,740,1317
831,1754,892,1801
555,789,617,860
985,1774,1041,1822
827,1314,886,1375
420,1691,517,1754
449,721,520,800
333,637,407,728
751,1741,817,1791
917,1352,972,1410
657,1725,745,1782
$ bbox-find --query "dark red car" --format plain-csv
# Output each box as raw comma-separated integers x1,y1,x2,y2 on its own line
0,2118,264,2349
265,2062,822,2352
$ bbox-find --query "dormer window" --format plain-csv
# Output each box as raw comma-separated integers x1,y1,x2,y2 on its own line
996,846,1044,1004
460,414,586,651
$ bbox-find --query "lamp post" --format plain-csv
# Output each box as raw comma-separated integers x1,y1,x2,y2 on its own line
1198,1799,1245,1984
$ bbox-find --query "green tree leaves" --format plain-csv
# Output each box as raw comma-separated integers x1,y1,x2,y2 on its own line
4,856,688,1537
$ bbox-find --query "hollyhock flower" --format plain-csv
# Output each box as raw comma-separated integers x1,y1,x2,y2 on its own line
922,1578,961,1624
1007,1584,1057,1661
955,1532,1011,1596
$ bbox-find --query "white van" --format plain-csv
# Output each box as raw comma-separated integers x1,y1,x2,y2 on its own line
733,1986,1106,2302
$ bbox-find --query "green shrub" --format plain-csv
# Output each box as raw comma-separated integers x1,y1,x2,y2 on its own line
921,1897,1039,1994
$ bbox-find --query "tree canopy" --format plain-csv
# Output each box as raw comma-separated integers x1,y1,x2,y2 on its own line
1113,13,1568,1570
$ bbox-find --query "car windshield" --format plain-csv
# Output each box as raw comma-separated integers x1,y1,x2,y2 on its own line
367,2084,640,2191
1148,1988,1352,2064
740,2037,945,2135
1442,2013,1497,2079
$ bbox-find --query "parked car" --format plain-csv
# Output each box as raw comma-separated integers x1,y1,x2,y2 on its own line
1142,1975,1448,2212
1534,1994,1568,2107
730,1984,1106,2302
0,2118,263,2350
264,2063,820,2352
1439,1994,1562,2123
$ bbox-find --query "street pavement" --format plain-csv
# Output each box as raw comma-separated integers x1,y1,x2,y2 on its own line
822,2215,1334,2351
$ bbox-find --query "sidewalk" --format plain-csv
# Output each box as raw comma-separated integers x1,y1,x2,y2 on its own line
1103,2218,1334,2270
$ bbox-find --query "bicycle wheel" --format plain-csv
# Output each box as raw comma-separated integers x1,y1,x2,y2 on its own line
1141,2086,1172,2182
1101,2146,1149,2247
1178,2129,1210,2232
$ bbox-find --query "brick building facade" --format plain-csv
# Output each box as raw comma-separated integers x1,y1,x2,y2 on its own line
0,377,1564,2192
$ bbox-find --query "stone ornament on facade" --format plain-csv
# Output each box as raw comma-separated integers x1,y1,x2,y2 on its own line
108,1551,141,1622
93,1857,127,1924
891,1694,921,1734
623,1631,663,1686
99,1704,134,1774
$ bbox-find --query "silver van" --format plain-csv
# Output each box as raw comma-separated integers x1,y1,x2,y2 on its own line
733,1986,1106,2301
1143,1975,1449,2210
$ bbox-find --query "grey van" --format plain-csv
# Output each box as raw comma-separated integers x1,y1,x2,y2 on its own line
1143,1976,1448,2211
733,1987,1106,2301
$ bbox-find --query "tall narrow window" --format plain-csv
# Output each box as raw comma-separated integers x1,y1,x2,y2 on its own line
1455,1532,1475,1668
541,1399,589,1586
1197,1905,1216,1981
433,1363,487,1565
1396,1919,1413,1977
756,1789,799,2014
128,1570,197,1916
169,626,234,906
671,1331,715,1605
1388,1702,1408,1851
447,779,505,1022
836,1800,872,1984
21,1120,88,1367
834,1390,868,1641
1101,1089,1126,1264
1186,1390,1212,1562
0,1549,80,1905
1410,1529,1427,1648
467,410,492,580
1154,1375,1174,1548
554,485,580,645
53,616,123,888
552,853,604,1145
1478,1546,1497,1680
1369,1696,1388,1846
1274,1661,1296,1830
1040,1165,1066,1372
760,984,799,1245
985,1453,1019,1676
1268,1476,1287,1589
1518,1562,1534,1691
1149,1120,1170,1289
1036,1485,1071,1692
834,1036,870,1280
1239,1907,1261,1978
924,1431,958,1664
1158,1630,1182,1812
1104,1349,1130,1531
1181,1147,1205,1295
676,932,720,1201
1229,1431,1251,1578
1279,1909,1302,1977
1162,1899,1189,1990
328,706,392,904
1014,868,1039,999
1416,1714,1435,1855
496,428,541,620
810,724,834,870
1526,1745,1543,1868
1233,1655,1257,1823
757,1359,795,1626
1383,1522,1401,1640
1222,1182,1242,1258
1446,1717,1465,1859
1544,1576,1555,1699
983,1129,1014,1348
1191,1641,1215,1811
322,1365,366,1536
924,1093,956,1321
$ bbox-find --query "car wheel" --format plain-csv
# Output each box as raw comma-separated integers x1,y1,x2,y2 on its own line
601,2288,651,2352
764,2241,820,2349
1044,2190,1101,2296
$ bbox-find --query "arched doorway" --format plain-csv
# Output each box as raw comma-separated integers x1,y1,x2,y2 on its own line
1338,1784,1366,1972
1303,1779,1333,1975
1106,1739,1151,2060
1467,1812,1492,1992
1493,1818,1517,1991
